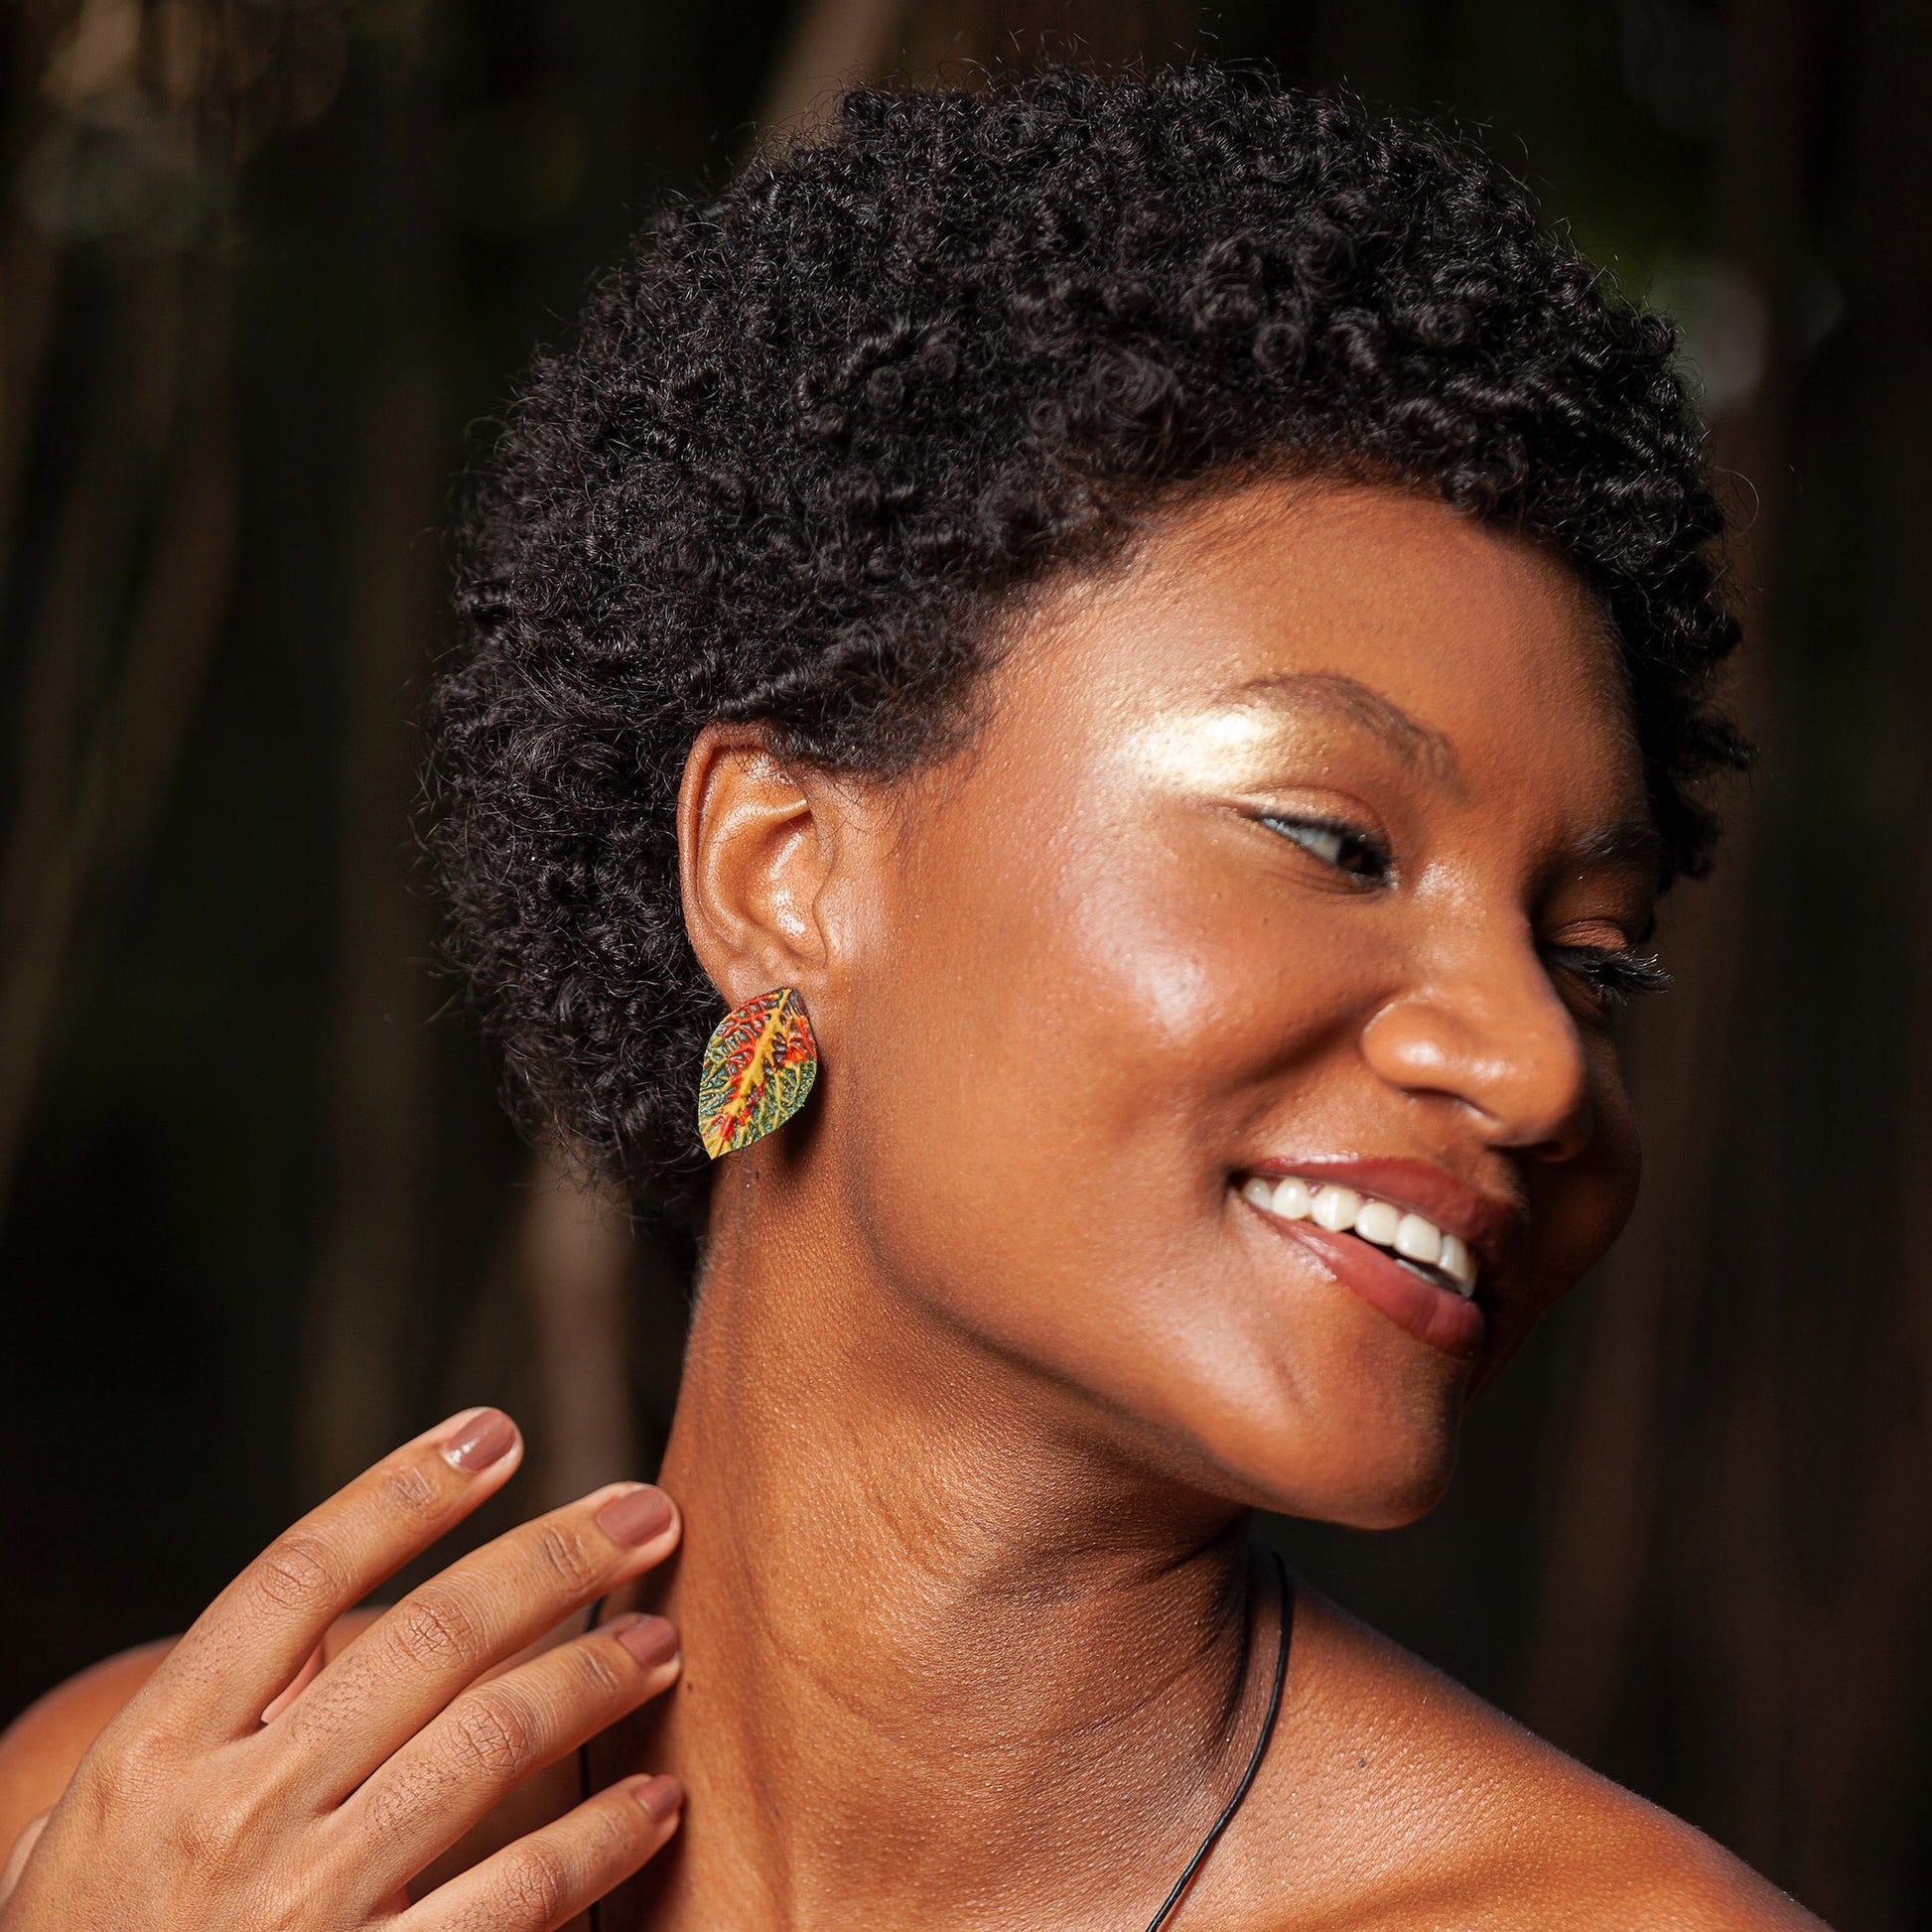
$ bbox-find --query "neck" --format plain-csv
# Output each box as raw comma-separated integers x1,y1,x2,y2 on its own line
626,1196,1273,1931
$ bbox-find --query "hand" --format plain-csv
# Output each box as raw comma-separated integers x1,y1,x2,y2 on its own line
0,1409,684,1931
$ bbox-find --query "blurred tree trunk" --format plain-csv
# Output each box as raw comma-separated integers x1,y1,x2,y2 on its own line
1520,0,1820,1761
1666,0,1824,1882
1774,0,1932,1914
0,9,240,1233
762,0,904,139
0,216,58,624
0,262,184,1212
900,0,1195,74
518,1146,639,1506
1518,4,1932,1924
298,26,444,1498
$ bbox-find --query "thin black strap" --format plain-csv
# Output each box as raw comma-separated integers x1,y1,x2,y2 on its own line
581,1593,610,1932
1143,1547,1294,1932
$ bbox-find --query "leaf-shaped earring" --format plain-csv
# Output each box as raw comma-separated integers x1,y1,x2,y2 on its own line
697,986,820,1159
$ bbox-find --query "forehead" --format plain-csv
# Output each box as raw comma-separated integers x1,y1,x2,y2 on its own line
997,479,1644,815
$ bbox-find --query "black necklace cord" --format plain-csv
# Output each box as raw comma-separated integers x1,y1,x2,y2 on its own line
1142,1546,1295,1932
573,1553,1293,1932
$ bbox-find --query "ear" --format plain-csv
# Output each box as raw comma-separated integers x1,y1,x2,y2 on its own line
677,724,850,1011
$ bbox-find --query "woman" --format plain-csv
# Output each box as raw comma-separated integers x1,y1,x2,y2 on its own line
0,68,1824,1930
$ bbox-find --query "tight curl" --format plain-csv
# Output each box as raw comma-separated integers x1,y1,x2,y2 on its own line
428,65,1744,1223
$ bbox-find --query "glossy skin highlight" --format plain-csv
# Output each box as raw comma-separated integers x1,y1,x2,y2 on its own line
0,482,1819,1932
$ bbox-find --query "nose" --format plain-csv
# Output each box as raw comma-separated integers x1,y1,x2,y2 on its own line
1358,940,1593,1162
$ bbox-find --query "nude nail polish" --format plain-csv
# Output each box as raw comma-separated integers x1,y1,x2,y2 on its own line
441,1409,518,1472
634,1774,682,1823
596,1484,673,1546
615,1615,679,1668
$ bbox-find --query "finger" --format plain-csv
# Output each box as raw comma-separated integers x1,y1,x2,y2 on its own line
341,1612,681,1890
0,1811,50,1905
277,1480,680,1801
151,1408,524,1738
400,1774,681,1932
261,1640,326,1725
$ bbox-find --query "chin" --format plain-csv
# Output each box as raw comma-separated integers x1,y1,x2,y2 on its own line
1160,1362,1464,1532
1260,1439,1459,1532
1321,1453,1458,1531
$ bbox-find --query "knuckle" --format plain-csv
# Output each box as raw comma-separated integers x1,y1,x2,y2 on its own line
387,1583,488,1672
168,1787,263,1880
361,1756,455,1848
74,1738,155,1819
252,1531,345,1612
573,1640,625,1701
376,1453,443,1524
279,1663,361,1754
532,1521,603,1594
590,1793,650,1863
447,1687,541,1778
497,1841,573,1923
359,1775,416,1850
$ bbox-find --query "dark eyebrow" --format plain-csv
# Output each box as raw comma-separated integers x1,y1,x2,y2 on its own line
1235,671,1662,885
1561,818,1667,881
1234,670,1461,788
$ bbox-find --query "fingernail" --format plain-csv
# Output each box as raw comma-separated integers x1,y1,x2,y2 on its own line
615,1615,679,1669
596,1485,673,1546
633,1773,682,1823
441,1409,518,1472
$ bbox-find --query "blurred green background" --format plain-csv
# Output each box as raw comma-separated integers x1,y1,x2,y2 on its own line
1,1,1927,1924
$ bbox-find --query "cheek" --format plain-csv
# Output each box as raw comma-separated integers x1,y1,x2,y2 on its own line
824,810,1359,1328
1553,1045,1642,1275
866,822,1343,1160
1483,1047,1641,1380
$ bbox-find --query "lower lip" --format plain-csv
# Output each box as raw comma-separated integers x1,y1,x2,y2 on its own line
1247,1207,1486,1361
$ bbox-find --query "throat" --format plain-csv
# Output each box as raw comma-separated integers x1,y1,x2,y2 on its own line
621,1244,1277,1931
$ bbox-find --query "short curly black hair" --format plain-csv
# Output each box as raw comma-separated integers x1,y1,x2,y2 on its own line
428,64,1743,1223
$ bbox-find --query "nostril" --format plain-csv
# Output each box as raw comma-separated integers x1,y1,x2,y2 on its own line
1521,1087,1596,1164
1478,1042,1595,1157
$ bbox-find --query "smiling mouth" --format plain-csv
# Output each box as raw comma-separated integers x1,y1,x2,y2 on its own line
1236,1174,1479,1300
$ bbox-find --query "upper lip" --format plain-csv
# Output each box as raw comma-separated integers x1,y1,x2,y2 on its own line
1240,1154,1525,1285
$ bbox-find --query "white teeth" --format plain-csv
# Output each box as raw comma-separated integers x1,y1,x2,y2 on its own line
1439,1234,1476,1294
1354,1199,1400,1247
1395,1213,1443,1266
1240,1174,1480,1298
1311,1185,1360,1232
1270,1176,1312,1220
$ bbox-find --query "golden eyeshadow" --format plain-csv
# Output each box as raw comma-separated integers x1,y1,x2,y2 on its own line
1119,698,1355,795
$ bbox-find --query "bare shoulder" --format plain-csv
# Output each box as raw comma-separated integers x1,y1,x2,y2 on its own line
0,1640,175,1851
1229,1585,1829,1931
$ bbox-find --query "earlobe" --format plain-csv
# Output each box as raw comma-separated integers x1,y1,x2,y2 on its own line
677,724,836,1009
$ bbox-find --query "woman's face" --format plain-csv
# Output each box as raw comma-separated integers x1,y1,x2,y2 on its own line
801,482,1654,1527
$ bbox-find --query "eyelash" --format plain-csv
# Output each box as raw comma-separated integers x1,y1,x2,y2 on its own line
1543,945,1672,1007
1259,814,1671,1007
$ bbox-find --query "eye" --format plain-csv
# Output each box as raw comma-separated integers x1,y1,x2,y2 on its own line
1544,943,1671,1010
1259,813,1393,885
